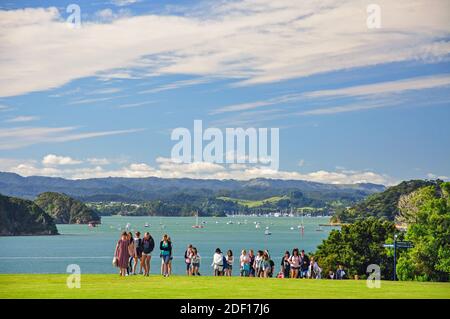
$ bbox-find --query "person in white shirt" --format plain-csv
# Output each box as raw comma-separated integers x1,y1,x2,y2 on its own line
211,248,224,276
239,250,250,277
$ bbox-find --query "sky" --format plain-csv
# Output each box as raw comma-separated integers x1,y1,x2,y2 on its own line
0,0,449,185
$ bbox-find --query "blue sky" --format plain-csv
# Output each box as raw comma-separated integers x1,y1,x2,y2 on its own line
0,0,449,184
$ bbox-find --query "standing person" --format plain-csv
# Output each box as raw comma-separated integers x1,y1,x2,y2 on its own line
281,251,291,279
127,232,135,275
225,250,234,276
133,231,143,275
160,234,172,277
211,248,224,276
261,251,271,278
288,248,301,278
300,250,310,279
142,232,155,276
248,250,256,277
167,236,173,276
190,247,201,276
184,244,193,276
239,250,250,277
336,265,346,279
114,232,130,277
255,250,264,277
308,257,322,279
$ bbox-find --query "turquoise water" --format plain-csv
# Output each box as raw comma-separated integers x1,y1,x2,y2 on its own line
0,216,338,275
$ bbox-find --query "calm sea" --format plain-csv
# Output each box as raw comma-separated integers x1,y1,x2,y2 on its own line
0,216,338,275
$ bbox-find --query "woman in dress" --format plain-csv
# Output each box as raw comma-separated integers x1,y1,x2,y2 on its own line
115,232,130,277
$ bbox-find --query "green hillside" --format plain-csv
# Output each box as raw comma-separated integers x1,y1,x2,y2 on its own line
0,193,58,236
35,192,100,224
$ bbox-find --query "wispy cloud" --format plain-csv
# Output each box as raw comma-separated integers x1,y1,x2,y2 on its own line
5,115,39,123
116,101,156,108
138,78,210,94
304,74,450,98
1,1,449,97
0,126,144,150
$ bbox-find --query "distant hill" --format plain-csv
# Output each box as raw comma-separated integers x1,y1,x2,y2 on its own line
333,180,438,223
0,172,385,204
0,193,58,236
34,192,100,224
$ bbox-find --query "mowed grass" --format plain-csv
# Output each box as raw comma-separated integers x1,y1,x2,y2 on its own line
217,196,288,208
0,274,449,299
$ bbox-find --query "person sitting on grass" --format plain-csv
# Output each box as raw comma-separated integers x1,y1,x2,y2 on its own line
336,265,346,279
190,247,201,276
212,248,224,276
160,234,172,277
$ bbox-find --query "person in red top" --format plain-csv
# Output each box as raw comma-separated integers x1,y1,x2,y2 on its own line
115,232,130,277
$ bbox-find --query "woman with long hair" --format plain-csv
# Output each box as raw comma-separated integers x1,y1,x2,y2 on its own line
160,234,172,277
142,232,155,276
225,250,234,276
289,248,301,278
126,232,134,275
114,232,130,277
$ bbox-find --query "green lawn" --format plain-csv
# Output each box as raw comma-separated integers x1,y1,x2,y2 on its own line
0,274,449,299
217,196,288,208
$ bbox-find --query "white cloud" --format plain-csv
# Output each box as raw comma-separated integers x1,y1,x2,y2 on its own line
112,0,140,7
304,74,450,98
42,154,82,166
86,157,110,165
0,126,144,150
1,0,449,97
5,115,39,123
0,155,396,185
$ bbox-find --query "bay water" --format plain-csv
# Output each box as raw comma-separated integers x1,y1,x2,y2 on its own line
0,216,338,275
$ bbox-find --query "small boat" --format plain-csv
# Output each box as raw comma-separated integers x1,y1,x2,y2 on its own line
144,223,150,228
255,223,261,229
316,226,324,232
290,226,294,230
227,221,234,225
192,212,204,229
264,229,271,235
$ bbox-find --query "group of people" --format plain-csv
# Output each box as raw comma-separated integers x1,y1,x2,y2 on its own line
114,232,347,279
114,231,173,277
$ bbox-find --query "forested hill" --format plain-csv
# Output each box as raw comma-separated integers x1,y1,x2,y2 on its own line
0,194,58,236
0,172,384,203
34,192,100,224
333,180,439,223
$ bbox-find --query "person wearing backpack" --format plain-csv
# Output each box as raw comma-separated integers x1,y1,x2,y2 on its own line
133,231,144,275
142,232,155,276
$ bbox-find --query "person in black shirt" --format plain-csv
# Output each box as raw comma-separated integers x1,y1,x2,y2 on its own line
300,250,309,278
280,251,290,278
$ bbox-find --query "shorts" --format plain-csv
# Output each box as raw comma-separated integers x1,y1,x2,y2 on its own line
186,263,191,271
142,252,152,257
136,251,143,258
228,265,233,271
161,254,170,264
192,263,200,268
